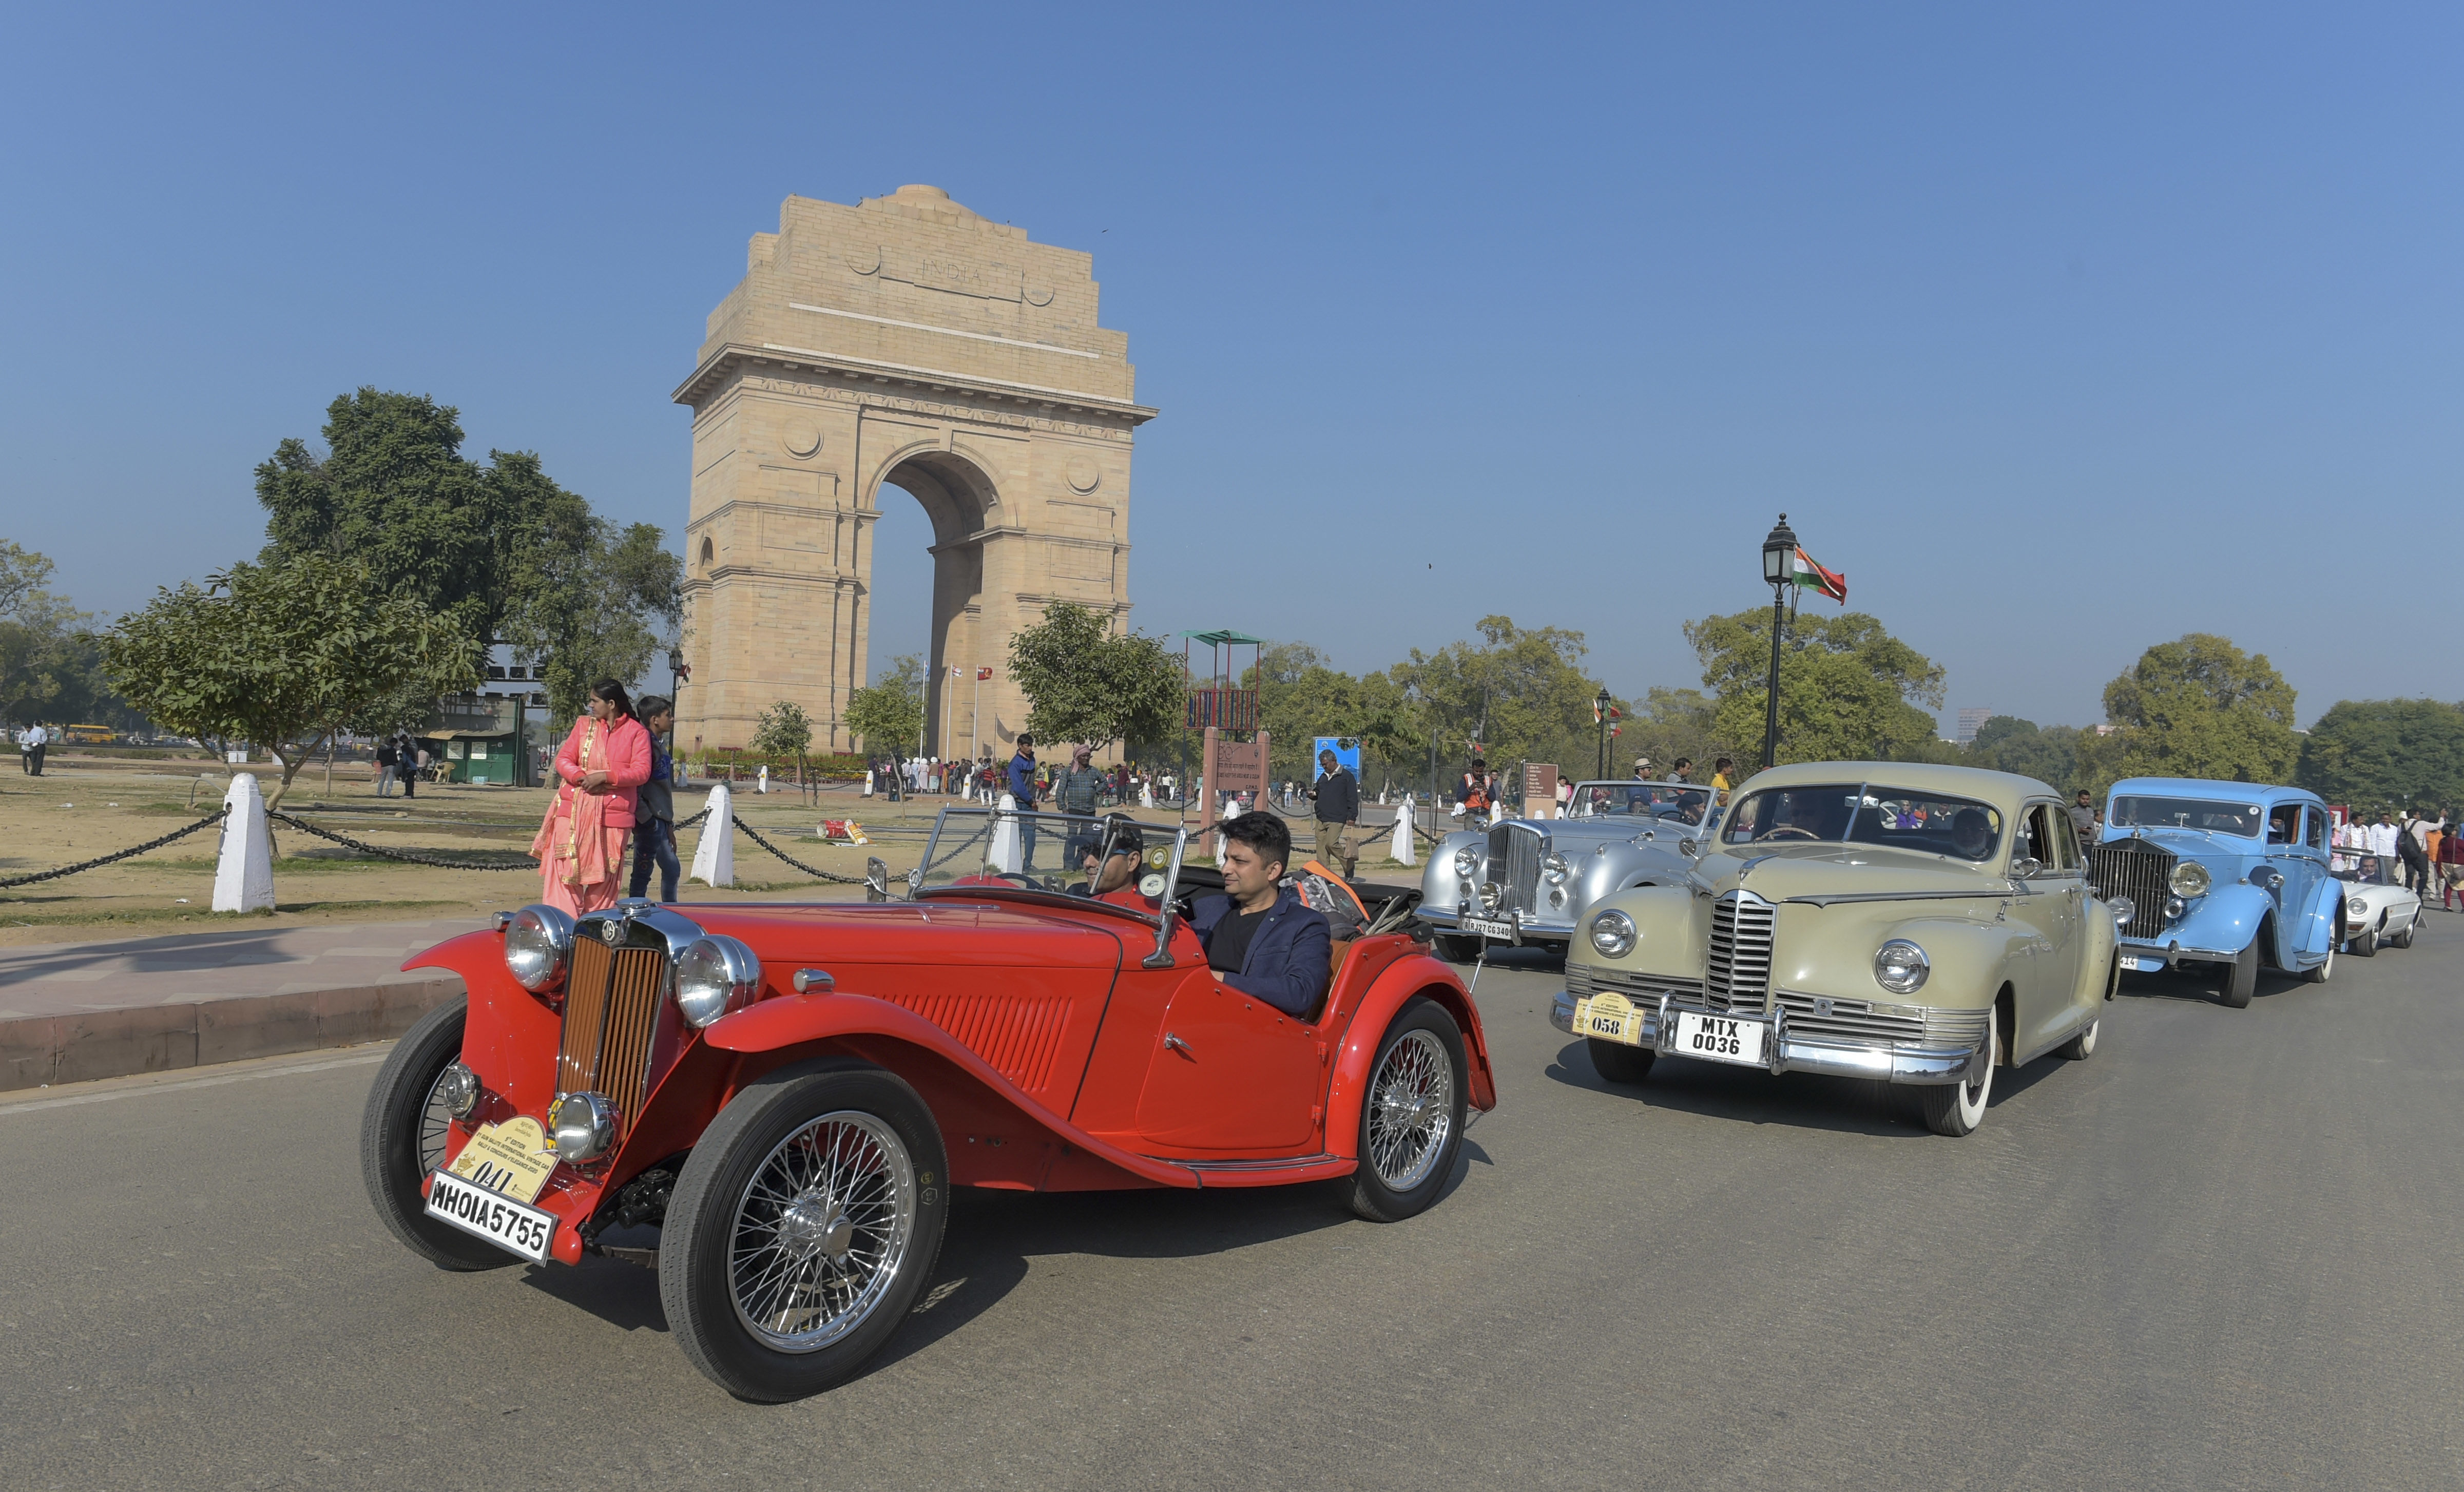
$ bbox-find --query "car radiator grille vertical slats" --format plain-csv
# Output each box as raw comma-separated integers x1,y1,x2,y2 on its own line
1703,892,1776,1015
1488,824,1543,916
557,938,667,1137
2086,841,2174,940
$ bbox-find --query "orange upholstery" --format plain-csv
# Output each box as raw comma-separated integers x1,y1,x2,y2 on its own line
1310,938,1359,1026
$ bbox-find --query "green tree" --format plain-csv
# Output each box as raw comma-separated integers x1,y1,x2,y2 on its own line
1623,686,1744,781
843,656,926,758
749,699,815,780
2296,699,2464,813
256,389,681,711
1008,602,1183,753
0,541,138,732
2101,634,2297,785
101,556,480,807
1966,716,2086,791
1686,608,1946,766
1387,616,1618,788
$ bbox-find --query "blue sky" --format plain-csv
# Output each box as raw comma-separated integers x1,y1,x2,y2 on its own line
3,3,2455,731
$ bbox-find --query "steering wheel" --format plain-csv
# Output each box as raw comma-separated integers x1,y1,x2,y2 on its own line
1756,827,1822,841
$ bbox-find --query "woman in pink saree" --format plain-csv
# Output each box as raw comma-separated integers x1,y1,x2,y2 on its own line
528,678,654,916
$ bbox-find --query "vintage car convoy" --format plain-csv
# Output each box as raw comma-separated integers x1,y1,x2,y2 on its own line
2086,777,2343,1006
362,809,1495,1401
1549,763,2121,1136
2330,852,2421,957
1419,779,1716,959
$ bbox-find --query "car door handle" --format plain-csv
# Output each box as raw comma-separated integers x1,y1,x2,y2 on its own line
1163,1032,1193,1058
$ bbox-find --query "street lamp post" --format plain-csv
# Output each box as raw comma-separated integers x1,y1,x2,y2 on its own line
1594,685,1612,781
1759,513,1797,770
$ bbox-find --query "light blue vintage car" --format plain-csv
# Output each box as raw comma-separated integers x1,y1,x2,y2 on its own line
2085,776,2344,1006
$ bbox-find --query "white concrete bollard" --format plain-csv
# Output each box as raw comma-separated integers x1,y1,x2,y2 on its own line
688,784,736,887
1390,793,1416,867
213,773,276,912
1140,780,1154,809
863,769,875,798
989,792,1023,873
757,764,770,795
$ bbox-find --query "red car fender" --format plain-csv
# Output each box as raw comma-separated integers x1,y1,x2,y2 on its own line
1321,951,1497,1162
701,991,1201,1192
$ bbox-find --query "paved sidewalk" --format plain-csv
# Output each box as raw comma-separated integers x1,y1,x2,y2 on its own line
0,916,487,1091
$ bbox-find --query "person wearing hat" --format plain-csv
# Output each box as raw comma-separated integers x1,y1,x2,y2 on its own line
1071,814,1149,908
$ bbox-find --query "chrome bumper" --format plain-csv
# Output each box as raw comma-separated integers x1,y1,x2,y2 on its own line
1549,989,1986,1086
2115,938,2242,968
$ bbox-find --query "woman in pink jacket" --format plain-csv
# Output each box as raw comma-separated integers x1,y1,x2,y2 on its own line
528,678,654,915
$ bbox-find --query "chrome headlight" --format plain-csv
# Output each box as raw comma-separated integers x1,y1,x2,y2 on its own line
2164,895,2187,921
2169,861,2211,898
1478,883,1502,913
2107,895,2136,929
1589,910,1637,958
548,1091,617,1162
435,1061,479,1119
1542,852,1571,885
1874,939,1930,994
2347,895,2368,918
502,905,574,992
675,935,762,1028
1453,847,1480,878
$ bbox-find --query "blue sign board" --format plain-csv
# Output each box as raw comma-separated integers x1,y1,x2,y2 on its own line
1312,737,1361,776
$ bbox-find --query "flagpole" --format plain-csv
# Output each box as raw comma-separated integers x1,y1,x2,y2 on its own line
973,667,983,760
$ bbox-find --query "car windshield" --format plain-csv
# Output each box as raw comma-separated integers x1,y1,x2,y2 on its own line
1560,780,1715,824
1721,782,2006,862
2110,795,2262,835
913,806,1184,923
2333,853,2394,885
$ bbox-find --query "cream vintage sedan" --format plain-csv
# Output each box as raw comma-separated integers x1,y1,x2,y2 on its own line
1548,762,2124,1136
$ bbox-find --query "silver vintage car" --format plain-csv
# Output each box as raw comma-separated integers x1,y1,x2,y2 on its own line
1418,779,1717,960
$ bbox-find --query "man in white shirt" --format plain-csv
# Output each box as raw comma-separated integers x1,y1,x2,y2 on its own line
2367,811,2400,863
21,722,47,776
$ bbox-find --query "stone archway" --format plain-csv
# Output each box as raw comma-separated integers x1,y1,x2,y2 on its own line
672,185,1156,758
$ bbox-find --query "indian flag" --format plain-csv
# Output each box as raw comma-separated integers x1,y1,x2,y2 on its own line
1791,546,1847,604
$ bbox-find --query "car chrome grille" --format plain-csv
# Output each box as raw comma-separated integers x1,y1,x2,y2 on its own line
1487,822,1546,917
1770,991,1925,1045
2086,839,2174,939
559,936,667,1138
1566,964,1703,1004
1704,891,1776,1013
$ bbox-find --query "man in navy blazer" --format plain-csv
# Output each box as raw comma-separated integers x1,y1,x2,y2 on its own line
1188,813,1332,1020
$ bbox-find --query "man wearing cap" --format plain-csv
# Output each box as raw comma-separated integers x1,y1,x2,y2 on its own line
1007,734,1041,869
1071,814,1149,909
1312,747,1362,881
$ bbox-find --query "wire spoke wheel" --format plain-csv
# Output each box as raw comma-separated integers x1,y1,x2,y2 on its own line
1365,1028,1454,1192
415,1068,459,1179
726,1110,916,1353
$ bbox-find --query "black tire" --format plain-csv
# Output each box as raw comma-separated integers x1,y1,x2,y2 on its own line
2220,939,2259,1007
2351,924,2378,957
2056,1014,2101,1061
1587,1037,1657,1085
359,998,514,1271
660,1060,949,1402
2304,929,2336,984
2391,916,2416,949
1920,1005,1996,1137
1433,934,1485,965
1346,998,1470,1223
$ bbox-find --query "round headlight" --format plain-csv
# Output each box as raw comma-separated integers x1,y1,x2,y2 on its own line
2347,895,2368,918
502,905,574,992
1874,939,1930,994
675,935,762,1028
1453,847,1480,878
549,1091,617,1162
435,1061,480,1119
1477,883,1503,913
1589,910,1637,958
1542,852,1571,885
2169,860,2212,898
2107,895,2136,929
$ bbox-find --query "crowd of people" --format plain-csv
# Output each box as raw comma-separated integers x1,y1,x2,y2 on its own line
863,744,1175,809
2332,808,2461,909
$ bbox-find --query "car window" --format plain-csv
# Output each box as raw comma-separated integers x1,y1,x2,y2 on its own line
2111,796,2261,835
2048,806,2082,870
2267,804,2300,846
2303,807,2326,852
1721,784,1862,845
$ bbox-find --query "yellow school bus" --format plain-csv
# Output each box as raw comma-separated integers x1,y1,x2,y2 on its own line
62,724,115,744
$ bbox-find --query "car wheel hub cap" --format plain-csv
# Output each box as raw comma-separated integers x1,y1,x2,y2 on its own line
728,1111,916,1353
1365,1029,1454,1192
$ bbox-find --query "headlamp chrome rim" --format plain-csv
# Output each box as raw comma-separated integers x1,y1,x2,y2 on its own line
1588,909,1637,959
1452,846,1480,879
2169,860,2212,898
549,1090,618,1162
1542,852,1571,885
2106,895,2136,929
1873,938,1931,994
675,934,763,1029
501,904,575,992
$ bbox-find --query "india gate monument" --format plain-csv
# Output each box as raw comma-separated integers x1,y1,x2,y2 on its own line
672,184,1154,757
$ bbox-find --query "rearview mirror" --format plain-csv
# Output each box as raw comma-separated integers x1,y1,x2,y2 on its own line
2009,856,2044,881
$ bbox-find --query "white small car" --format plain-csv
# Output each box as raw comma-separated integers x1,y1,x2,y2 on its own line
2331,852,2421,955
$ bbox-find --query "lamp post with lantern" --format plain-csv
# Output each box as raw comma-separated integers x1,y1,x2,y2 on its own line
1759,513,1797,770
1594,684,1613,782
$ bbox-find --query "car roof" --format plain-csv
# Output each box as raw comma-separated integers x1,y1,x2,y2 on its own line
2107,777,2319,806
1734,760,2059,813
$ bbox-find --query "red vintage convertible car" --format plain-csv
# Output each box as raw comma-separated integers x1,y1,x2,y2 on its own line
362,808,1495,1401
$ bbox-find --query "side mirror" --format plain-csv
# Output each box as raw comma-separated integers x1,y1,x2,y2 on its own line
2009,856,2044,881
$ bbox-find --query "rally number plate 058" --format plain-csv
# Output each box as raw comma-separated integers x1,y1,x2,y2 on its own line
427,1169,556,1263
1673,1011,1767,1067
1577,992,1645,1046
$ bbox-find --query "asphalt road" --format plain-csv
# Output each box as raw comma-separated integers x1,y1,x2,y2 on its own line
3,929,2460,1490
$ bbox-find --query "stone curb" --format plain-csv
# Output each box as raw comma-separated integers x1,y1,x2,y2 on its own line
0,975,467,1093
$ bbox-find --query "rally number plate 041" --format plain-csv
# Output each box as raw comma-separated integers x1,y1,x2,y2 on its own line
427,1169,556,1263
1673,1011,1767,1067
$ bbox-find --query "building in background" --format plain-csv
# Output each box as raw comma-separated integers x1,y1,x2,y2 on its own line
1956,707,1994,745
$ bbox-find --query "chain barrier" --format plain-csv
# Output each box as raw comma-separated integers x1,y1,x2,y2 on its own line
267,812,538,871
729,818,871,886
0,810,229,889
